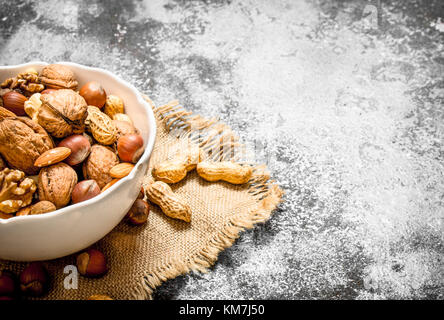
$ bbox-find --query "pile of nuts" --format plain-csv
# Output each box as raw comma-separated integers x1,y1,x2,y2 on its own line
0,64,155,299
147,145,254,223
0,249,113,300
0,64,147,219
0,64,255,300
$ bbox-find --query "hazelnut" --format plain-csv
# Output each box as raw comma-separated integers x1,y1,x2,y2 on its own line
126,199,149,225
2,91,27,116
72,180,101,204
58,134,91,166
137,187,144,199
79,81,106,108
19,262,49,297
117,134,144,164
76,248,107,278
0,270,19,300
88,294,113,300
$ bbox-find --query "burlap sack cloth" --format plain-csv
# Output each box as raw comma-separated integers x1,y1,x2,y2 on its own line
0,97,283,300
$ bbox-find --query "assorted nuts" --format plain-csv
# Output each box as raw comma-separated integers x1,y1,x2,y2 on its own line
0,64,259,300
0,64,151,300
148,145,252,223
152,145,203,184
0,64,145,218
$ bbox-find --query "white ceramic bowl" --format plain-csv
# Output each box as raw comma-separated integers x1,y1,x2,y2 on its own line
0,62,156,261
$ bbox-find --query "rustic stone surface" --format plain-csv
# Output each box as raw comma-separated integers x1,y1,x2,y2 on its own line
1,0,443,299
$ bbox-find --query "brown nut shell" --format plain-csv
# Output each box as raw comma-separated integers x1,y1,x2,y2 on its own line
79,82,106,108
0,116,54,175
39,64,78,90
58,134,91,166
76,248,107,278
117,134,144,163
29,201,56,215
38,89,88,138
85,106,117,145
19,262,49,297
2,91,27,116
71,180,101,204
83,145,119,189
126,199,149,225
112,119,138,139
103,95,124,118
38,163,78,208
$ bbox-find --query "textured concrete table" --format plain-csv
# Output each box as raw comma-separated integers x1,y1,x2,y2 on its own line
1,0,443,299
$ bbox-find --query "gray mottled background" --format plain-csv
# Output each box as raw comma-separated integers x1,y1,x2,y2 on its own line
1,0,443,299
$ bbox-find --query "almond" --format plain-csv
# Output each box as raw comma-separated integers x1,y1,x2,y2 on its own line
101,178,120,192
109,163,134,178
34,147,72,167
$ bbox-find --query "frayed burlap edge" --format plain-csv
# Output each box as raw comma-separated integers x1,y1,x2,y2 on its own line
132,97,284,300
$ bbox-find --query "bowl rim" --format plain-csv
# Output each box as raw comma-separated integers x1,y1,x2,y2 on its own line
0,61,156,225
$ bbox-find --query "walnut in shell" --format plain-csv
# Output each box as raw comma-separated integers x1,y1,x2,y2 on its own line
85,106,117,145
39,64,78,90
0,106,15,120
83,145,119,189
30,200,57,215
38,89,88,138
0,116,54,175
0,168,37,214
38,163,78,208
